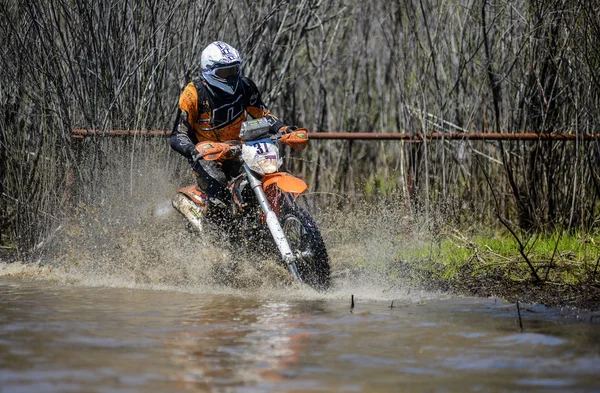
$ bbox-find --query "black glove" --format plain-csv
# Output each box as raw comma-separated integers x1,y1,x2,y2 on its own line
278,125,297,134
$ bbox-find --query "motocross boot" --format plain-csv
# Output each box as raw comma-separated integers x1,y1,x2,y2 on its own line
192,157,235,209
195,175,228,208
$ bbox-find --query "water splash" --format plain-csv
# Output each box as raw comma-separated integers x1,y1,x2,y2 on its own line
1,154,441,304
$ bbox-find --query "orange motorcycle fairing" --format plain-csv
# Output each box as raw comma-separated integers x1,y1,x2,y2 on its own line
262,172,307,196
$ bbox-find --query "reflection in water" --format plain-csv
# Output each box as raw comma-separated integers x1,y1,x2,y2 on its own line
0,279,599,393
169,298,322,391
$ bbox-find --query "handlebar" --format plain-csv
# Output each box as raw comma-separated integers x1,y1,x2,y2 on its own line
196,129,308,161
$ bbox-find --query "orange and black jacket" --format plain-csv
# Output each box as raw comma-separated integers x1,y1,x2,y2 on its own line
170,77,284,160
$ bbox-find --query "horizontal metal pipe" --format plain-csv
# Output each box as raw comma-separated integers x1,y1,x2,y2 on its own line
71,129,600,141
72,129,168,137
308,132,600,140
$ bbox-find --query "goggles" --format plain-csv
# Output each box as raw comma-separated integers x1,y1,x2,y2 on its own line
212,64,241,79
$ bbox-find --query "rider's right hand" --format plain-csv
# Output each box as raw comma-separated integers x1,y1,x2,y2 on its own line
194,142,232,162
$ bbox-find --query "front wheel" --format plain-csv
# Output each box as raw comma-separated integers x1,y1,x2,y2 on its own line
281,208,331,291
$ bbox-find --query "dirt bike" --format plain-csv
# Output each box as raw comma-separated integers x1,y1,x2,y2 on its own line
172,118,331,291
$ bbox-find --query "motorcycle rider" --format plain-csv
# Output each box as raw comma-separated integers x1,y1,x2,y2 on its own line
170,41,297,206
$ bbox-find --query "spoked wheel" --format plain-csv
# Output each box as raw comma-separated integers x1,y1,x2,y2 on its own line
281,209,331,291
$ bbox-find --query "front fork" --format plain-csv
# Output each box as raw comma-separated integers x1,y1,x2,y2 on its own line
244,165,303,282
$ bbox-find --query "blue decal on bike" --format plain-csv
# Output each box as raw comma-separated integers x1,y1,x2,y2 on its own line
246,138,274,154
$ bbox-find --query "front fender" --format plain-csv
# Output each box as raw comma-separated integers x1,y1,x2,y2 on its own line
262,173,307,195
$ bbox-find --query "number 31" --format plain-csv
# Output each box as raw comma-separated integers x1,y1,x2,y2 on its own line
255,143,268,154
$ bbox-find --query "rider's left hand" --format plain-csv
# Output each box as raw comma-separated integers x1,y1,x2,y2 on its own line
278,125,297,134
279,128,309,150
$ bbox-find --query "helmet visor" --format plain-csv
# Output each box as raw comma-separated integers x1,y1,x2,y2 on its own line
214,64,240,79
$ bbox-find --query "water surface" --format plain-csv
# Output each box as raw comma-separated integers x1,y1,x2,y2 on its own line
0,279,599,393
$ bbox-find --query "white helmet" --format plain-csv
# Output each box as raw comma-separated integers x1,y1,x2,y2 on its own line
200,41,242,95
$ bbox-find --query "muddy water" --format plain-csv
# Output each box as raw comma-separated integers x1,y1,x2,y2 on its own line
0,279,599,393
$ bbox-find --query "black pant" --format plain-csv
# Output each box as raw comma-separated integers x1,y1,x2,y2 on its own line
190,158,241,201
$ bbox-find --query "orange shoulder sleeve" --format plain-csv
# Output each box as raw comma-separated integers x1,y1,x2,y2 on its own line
179,82,198,123
247,106,272,119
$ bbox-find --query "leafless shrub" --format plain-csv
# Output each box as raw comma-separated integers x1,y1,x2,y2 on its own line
1,0,599,254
